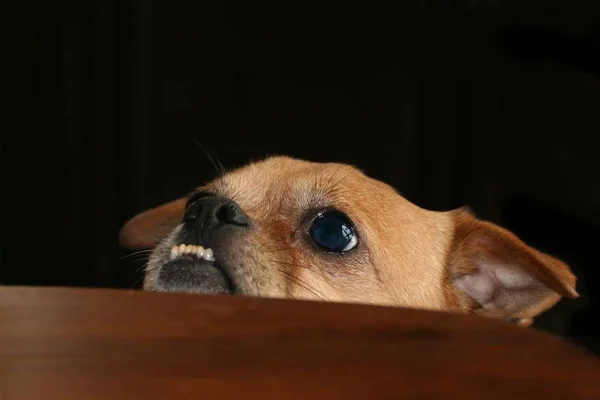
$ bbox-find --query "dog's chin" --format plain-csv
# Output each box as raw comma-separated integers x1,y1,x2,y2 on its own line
153,256,234,295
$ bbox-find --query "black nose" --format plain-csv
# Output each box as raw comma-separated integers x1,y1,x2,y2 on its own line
182,195,250,240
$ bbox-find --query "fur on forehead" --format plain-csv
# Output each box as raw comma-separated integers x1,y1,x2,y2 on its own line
205,156,388,218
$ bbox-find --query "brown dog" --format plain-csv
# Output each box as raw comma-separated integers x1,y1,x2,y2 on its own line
120,156,578,326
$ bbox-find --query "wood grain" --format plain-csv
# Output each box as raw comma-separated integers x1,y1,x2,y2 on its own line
0,286,598,399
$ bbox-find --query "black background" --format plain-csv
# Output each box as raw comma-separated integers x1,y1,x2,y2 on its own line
8,0,600,353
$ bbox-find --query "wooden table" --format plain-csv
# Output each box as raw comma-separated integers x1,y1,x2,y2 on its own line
1,287,599,399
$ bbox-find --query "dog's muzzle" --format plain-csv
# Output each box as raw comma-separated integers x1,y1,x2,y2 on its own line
155,195,251,294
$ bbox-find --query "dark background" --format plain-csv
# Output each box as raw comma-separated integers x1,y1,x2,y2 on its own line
8,1,600,353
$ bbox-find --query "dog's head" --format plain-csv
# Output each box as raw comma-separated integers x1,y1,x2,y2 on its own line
120,156,578,325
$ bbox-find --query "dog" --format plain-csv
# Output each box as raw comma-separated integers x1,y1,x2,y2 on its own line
119,156,578,326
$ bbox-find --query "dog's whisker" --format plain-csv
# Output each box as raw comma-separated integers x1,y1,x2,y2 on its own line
213,152,227,177
287,292,298,300
323,164,343,191
277,269,328,301
255,259,304,300
268,259,331,281
119,250,153,261
121,257,152,267
192,138,224,178
131,272,146,289
125,262,149,288
122,253,152,260
122,253,152,261
327,168,356,195
133,263,149,274
255,243,331,281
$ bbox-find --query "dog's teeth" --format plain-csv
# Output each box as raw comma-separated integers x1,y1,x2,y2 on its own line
169,244,214,261
203,248,215,262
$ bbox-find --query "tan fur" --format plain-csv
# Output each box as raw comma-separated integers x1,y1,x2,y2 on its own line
120,156,578,323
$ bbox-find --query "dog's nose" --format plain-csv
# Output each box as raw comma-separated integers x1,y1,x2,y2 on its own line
182,195,250,240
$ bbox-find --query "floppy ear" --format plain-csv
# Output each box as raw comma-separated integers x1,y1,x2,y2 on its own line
119,198,188,250
447,209,578,326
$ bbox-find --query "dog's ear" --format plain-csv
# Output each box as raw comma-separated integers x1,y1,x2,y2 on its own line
447,209,578,325
119,198,187,249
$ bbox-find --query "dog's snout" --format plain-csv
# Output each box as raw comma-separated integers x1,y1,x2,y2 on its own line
183,195,250,240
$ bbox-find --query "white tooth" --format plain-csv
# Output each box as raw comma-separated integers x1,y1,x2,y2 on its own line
196,247,204,258
179,244,186,253
203,248,215,262
170,247,178,260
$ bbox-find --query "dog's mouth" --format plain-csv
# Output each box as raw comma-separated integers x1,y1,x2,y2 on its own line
155,244,235,295
169,244,216,263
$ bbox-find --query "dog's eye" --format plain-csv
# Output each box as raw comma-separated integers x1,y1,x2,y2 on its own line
310,211,358,253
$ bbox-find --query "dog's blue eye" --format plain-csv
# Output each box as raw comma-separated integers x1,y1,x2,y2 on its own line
310,211,358,253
